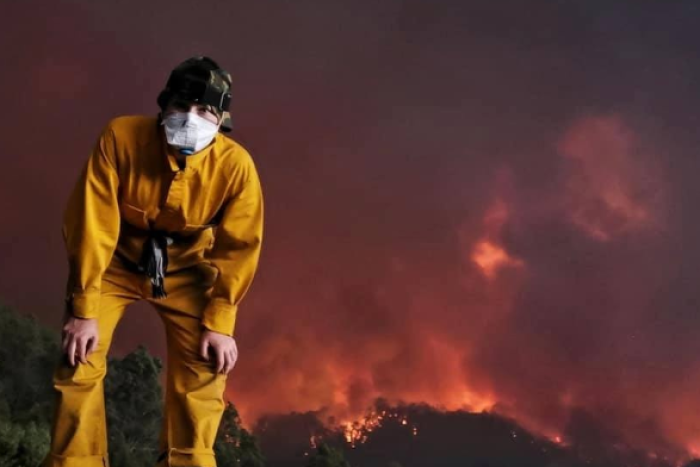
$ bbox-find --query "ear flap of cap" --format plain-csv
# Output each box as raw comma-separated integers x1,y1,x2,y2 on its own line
157,90,171,110
220,111,232,133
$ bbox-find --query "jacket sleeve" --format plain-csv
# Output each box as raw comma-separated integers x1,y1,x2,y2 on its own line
62,124,121,319
202,160,264,337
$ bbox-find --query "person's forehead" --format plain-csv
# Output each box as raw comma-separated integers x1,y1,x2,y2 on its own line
169,96,208,106
168,97,218,112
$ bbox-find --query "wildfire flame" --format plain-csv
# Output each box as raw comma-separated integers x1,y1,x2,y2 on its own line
468,197,524,280
338,409,419,448
472,239,523,279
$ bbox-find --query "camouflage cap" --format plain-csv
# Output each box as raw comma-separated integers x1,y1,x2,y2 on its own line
157,56,233,133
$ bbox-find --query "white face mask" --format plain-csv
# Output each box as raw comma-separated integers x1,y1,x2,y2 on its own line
162,111,219,155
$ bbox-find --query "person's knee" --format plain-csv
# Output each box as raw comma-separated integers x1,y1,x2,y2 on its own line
52,356,108,387
169,359,227,398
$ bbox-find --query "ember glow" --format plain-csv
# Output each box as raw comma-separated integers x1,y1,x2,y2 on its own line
471,239,522,279
230,112,684,461
339,409,418,448
216,118,691,466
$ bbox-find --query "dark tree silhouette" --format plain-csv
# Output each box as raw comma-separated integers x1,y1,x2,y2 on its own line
305,442,351,467
215,401,266,467
105,345,164,467
0,303,57,466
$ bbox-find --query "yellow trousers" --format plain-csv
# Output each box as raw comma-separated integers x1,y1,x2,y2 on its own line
43,255,227,467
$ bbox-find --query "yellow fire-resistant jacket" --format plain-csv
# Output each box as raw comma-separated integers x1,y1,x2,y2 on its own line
62,115,264,337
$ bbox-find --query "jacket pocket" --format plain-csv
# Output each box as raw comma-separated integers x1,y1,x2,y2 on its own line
182,224,216,249
182,223,216,233
120,202,149,229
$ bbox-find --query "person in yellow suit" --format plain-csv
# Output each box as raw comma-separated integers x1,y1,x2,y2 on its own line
42,56,264,467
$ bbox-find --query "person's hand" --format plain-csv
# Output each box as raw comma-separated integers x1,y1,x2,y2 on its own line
200,329,238,375
61,312,99,367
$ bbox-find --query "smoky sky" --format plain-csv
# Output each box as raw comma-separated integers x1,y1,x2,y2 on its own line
2,0,700,458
